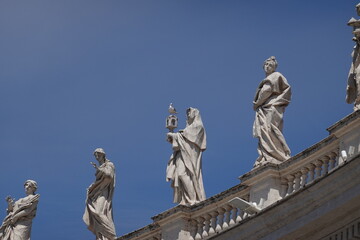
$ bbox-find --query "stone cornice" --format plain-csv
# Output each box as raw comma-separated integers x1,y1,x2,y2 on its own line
327,110,360,137
152,184,247,222
117,223,160,240
208,154,360,240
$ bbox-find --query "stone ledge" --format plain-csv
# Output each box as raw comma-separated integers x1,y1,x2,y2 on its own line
152,183,247,222
239,163,279,182
117,223,160,240
117,183,248,239
278,135,337,171
208,153,360,240
327,110,360,135
239,134,337,183
240,110,360,185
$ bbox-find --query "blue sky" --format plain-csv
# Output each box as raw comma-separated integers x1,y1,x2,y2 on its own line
0,1,354,239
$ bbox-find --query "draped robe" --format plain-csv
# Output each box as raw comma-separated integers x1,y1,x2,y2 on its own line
0,194,40,240
83,160,116,240
253,71,291,168
166,108,206,205
346,43,360,111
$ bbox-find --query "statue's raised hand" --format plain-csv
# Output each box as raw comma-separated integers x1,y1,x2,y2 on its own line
90,162,97,169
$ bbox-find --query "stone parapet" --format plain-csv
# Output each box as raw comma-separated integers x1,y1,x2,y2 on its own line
117,184,249,240
117,111,360,240
117,223,161,240
209,153,360,240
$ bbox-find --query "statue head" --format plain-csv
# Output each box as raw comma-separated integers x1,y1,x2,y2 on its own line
186,107,195,122
94,148,106,163
24,180,37,195
356,3,360,16
263,56,277,75
354,28,360,42
186,107,201,126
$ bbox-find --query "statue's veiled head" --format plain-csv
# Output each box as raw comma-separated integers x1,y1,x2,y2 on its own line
186,107,198,124
94,148,106,163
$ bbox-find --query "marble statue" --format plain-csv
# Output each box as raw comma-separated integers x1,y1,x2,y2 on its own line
347,3,360,111
253,56,291,168
83,148,116,240
166,107,206,206
0,180,40,240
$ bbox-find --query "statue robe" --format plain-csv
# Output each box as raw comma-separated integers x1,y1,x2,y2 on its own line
253,71,291,168
166,108,206,205
83,160,116,240
346,43,360,111
0,194,40,240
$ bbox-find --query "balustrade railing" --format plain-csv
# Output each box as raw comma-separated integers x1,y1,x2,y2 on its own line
280,149,339,197
116,111,360,240
117,184,250,240
119,145,341,240
118,143,341,240
189,202,247,240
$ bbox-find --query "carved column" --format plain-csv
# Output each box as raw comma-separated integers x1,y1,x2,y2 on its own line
321,156,330,176
315,160,323,179
202,214,211,238
215,208,225,232
236,209,243,223
280,178,288,198
294,172,302,191
189,220,198,240
286,175,295,196
222,205,232,229
195,217,204,240
300,167,308,188
208,212,217,235
307,164,315,182
329,151,338,170
229,207,237,226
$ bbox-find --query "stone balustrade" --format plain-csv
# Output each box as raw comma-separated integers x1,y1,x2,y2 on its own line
118,112,360,240
280,148,339,198
118,138,343,240
117,184,250,240
188,202,248,240
274,111,360,201
239,130,342,209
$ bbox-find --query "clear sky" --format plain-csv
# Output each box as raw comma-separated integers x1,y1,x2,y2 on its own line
0,1,354,239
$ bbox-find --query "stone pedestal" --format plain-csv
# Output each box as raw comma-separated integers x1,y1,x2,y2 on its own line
160,218,191,240
328,111,360,164
239,164,282,209
151,206,192,240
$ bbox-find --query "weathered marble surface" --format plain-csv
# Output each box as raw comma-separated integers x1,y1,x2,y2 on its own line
166,107,206,206
253,56,291,168
0,180,40,240
83,148,116,240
